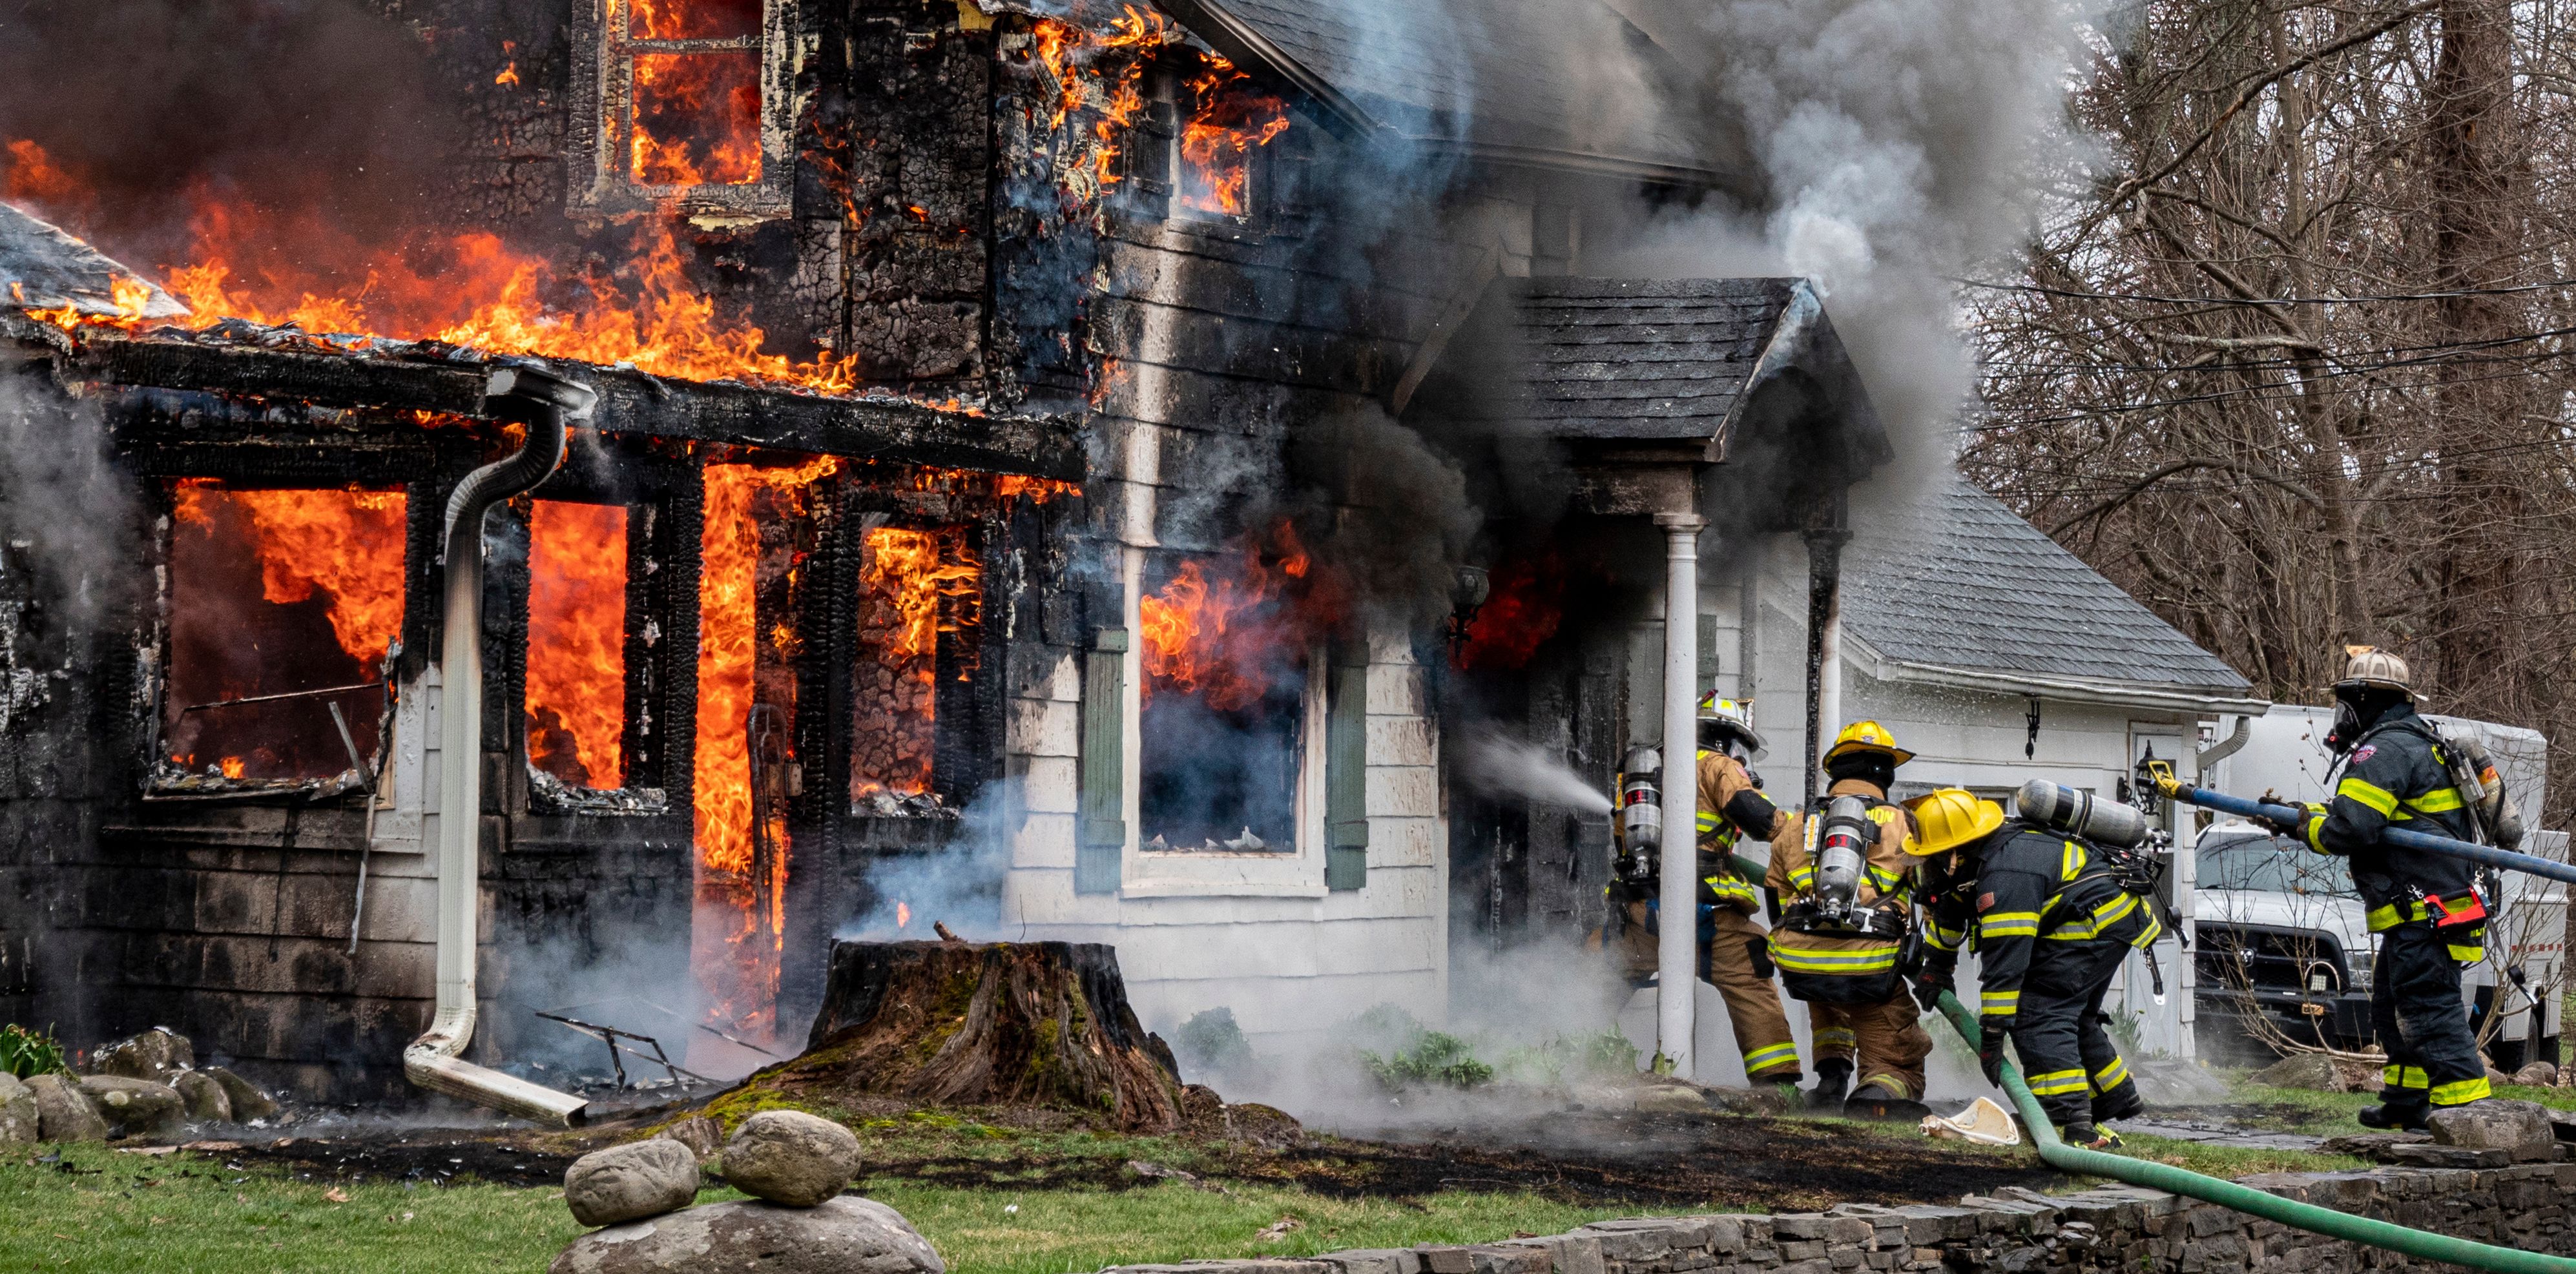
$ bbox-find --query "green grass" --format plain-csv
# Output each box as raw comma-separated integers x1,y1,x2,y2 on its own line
2108,1133,2367,1178
0,1143,1662,1274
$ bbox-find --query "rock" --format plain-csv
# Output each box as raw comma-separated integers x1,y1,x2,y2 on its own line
171,1070,231,1123
2250,1053,2345,1092
658,1115,722,1164
24,1074,107,1142
1632,1080,1719,1113
2390,1142,2509,1169
2512,1062,2559,1088
79,1075,185,1136
565,1138,703,1228
548,1197,944,1274
91,1029,193,1082
2429,1098,2557,1162
722,1110,860,1207
201,1067,278,1122
0,1073,36,1143
2547,1108,2576,1144
2318,1130,2431,1162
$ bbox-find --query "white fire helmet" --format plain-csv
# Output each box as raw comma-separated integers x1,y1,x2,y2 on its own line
1697,692,1765,757
2335,645,2418,701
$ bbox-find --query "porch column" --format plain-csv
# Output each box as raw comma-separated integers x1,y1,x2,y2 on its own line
1802,521,1849,806
1654,511,1705,1077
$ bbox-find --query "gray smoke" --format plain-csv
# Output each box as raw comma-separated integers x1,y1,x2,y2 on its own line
0,370,138,633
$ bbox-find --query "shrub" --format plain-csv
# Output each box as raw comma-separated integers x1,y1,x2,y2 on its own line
0,1024,68,1079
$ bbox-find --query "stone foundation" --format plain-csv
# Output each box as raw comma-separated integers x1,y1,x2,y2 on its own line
1106,1163,2576,1274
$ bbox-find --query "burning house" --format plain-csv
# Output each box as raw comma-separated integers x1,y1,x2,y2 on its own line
0,0,2258,1109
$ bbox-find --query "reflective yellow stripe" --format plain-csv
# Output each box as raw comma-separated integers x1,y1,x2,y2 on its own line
1697,812,1723,832
2367,901,2404,932
1742,1042,1800,1073
2061,840,2084,882
2131,911,2165,949
2365,895,2483,934
2046,892,2141,941
2432,1076,2493,1106
1926,924,1966,952
1706,876,1756,899
2090,1056,2129,1093
2407,786,2464,814
2449,942,2486,963
1814,1028,1856,1049
1981,989,2020,1014
1768,942,1901,973
1788,867,1816,891
1980,912,2039,939
1864,864,1904,894
1854,1071,1916,1100
2382,1065,2429,1091
2028,1069,2088,1096
2338,776,2399,817
2304,808,2327,852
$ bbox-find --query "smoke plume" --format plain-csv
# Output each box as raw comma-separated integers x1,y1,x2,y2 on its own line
1457,732,1615,816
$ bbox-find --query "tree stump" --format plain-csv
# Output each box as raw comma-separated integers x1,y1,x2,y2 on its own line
790,940,1185,1131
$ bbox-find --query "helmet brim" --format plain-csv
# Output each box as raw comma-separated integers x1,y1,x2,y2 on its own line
2332,677,2418,702
1906,801,2004,856
1824,741,1916,768
1701,719,1767,757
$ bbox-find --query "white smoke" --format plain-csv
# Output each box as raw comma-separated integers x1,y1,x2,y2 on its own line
1457,732,1614,816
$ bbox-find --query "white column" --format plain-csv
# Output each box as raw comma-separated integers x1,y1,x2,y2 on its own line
1816,585,1843,759
1654,512,1705,1078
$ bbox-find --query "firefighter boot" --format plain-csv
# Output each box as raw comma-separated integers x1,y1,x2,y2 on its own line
2358,1100,2431,1131
1807,1058,1851,1110
2090,1083,2145,1125
2060,1121,2121,1150
1844,1081,1931,1123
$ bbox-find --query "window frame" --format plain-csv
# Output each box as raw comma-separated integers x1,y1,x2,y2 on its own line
568,0,799,220
506,489,681,817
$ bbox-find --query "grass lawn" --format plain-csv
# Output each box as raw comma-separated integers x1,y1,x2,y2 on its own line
0,1142,1665,1274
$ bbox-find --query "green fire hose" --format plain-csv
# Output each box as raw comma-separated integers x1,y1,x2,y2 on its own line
1931,992,2576,1273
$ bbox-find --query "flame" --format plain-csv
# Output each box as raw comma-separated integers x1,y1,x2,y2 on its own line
526,500,629,790
632,0,762,39
1454,553,1566,672
895,900,911,929
694,455,836,1038
219,757,245,780
3,139,87,227
495,63,520,87
1179,61,1292,217
1138,522,1317,712
1032,6,1173,194
171,482,407,667
632,51,762,186
853,526,980,799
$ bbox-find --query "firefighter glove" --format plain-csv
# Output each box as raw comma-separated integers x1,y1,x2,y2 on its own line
1910,963,1955,1014
1977,1016,2010,1089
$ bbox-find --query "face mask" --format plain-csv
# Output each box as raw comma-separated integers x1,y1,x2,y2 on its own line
2328,698,2362,754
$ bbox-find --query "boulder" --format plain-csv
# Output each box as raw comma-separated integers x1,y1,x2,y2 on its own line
2250,1053,2345,1092
24,1074,106,1142
172,1070,231,1123
2512,1062,2559,1088
565,1138,703,1228
548,1197,944,1274
202,1066,278,1122
2390,1142,2509,1169
79,1075,185,1136
659,1115,723,1164
2317,1130,2431,1162
0,1073,36,1143
91,1029,193,1082
2428,1098,2557,1162
720,1111,861,1207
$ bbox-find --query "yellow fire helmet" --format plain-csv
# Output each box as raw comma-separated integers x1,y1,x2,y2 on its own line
1822,719,1915,767
1907,788,2004,856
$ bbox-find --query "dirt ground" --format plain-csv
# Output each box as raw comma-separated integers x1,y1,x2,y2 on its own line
219,1102,2053,1214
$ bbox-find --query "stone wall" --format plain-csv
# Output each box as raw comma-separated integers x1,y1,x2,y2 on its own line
1106,1163,2576,1274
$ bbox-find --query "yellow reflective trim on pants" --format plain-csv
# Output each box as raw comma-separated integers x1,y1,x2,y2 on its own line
2449,943,2486,963
1855,1071,1918,1100
1742,1042,1800,1074
2382,1065,2429,1090
2090,1057,2128,1093
2338,776,2400,817
2027,1069,2088,1097
1814,1028,1856,1049
1769,943,1900,973
1981,989,2020,1014
2433,1076,2493,1106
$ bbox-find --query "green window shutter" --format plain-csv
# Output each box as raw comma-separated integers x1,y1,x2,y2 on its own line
1325,647,1371,891
1075,628,1128,895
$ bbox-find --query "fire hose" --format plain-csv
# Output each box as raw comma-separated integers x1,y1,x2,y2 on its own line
1930,991,2576,1273
2148,772,2576,888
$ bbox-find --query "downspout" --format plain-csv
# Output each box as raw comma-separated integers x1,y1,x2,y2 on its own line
403,363,595,1126
1931,993,2576,1274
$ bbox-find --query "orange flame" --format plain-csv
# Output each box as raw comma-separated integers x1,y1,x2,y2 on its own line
1179,61,1292,217
526,500,629,790
219,757,246,780
1138,522,1316,712
632,0,762,39
853,526,980,800
694,455,836,1038
1032,6,1173,193
495,62,521,87
1453,553,1566,672
171,482,407,667
895,900,911,929
632,51,762,186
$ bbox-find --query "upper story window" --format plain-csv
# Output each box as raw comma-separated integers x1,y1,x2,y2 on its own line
572,0,795,219
1172,65,1292,221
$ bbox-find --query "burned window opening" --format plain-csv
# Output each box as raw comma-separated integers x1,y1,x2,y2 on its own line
1171,62,1293,222
512,492,686,817
1136,535,1324,854
847,520,981,816
573,0,796,219
153,479,410,797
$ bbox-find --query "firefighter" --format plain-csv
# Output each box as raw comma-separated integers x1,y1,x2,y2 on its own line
1905,788,2157,1148
2282,648,2494,1128
1767,721,1931,1116
1602,695,1803,1090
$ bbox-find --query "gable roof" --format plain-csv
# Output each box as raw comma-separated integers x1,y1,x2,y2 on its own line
1841,478,2263,709
0,201,186,321
1155,0,1723,181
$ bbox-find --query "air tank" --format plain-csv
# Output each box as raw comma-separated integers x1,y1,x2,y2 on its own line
1620,746,1664,851
2014,779,2150,848
1813,792,1875,911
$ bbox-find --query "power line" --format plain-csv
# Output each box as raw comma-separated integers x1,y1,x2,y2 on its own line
1957,276,2576,306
